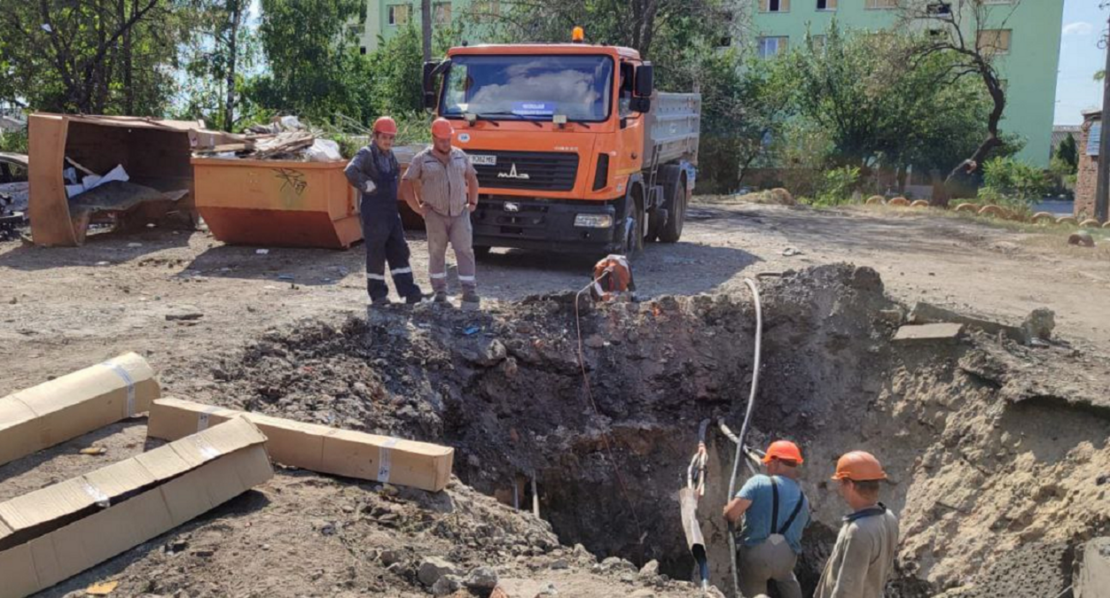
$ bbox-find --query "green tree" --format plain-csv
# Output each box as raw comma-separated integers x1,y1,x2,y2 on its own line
772,23,999,193
250,0,370,123
0,0,179,114
177,0,258,130
1055,133,1079,174
896,0,1023,206
489,0,733,64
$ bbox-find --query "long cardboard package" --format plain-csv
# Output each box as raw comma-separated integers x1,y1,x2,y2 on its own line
148,397,453,492
0,417,272,598
0,352,161,467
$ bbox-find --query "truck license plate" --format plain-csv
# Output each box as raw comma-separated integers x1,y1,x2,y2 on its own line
470,155,497,166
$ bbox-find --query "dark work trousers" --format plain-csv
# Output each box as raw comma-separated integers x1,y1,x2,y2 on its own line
360,171,421,303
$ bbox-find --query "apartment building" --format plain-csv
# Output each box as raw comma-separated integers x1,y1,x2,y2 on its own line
748,0,1066,167
355,0,498,54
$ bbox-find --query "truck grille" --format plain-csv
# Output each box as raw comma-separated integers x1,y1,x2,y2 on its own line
472,151,579,192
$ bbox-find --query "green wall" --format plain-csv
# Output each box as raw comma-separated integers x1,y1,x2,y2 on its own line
751,0,1065,167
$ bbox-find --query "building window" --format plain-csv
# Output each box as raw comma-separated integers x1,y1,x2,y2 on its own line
817,0,836,10
470,0,500,23
360,46,367,55
978,29,1011,55
865,0,898,9
760,0,791,13
434,2,452,25
927,2,952,15
758,36,789,58
388,4,410,26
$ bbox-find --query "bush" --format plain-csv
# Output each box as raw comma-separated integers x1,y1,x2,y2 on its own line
0,128,28,154
980,157,1050,206
810,166,861,206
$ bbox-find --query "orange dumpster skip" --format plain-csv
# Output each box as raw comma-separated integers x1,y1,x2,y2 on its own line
191,157,362,249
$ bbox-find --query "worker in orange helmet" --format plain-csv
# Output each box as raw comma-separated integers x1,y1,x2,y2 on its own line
345,116,424,311
402,117,481,308
815,451,899,598
723,440,809,598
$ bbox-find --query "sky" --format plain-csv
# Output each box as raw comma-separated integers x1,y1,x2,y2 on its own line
1055,0,1107,125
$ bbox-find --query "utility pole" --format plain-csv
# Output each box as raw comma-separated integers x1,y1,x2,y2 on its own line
1097,5,1110,222
421,0,433,63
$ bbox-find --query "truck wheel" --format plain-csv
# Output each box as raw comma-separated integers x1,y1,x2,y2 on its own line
622,187,645,257
658,175,687,243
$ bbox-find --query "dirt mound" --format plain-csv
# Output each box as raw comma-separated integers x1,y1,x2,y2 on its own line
156,263,1110,597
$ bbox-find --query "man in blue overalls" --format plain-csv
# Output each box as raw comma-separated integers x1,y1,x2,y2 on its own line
344,116,424,309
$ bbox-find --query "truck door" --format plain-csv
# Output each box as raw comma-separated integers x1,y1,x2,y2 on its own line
616,61,645,197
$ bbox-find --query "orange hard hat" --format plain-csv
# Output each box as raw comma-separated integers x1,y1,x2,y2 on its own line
373,116,397,136
431,117,454,139
763,440,804,464
832,451,887,482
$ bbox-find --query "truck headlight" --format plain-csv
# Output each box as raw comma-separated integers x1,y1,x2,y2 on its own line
574,214,613,228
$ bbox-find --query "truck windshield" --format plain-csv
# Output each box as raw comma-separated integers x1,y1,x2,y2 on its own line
441,55,614,123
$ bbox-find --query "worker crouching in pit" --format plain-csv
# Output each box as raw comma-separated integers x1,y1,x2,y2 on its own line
723,440,810,598
815,451,900,598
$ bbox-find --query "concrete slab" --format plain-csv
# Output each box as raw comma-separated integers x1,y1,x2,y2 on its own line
909,302,1025,343
893,323,964,343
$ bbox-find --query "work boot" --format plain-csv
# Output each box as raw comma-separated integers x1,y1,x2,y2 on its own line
434,291,449,303
461,290,480,310
405,292,424,305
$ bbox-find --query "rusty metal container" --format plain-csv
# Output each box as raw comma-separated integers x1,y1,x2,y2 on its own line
191,158,361,249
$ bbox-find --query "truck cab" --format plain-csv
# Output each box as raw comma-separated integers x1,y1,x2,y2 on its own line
422,33,700,255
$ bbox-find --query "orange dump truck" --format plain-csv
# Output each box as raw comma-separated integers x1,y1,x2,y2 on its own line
422,31,700,255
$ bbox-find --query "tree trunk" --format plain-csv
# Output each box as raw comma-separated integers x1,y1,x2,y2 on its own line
935,61,1006,208
896,165,907,194
421,0,432,63
224,0,242,132
123,0,133,114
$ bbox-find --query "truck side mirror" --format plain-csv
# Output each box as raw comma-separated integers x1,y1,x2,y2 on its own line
422,61,440,110
635,63,654,97
630,97,652,113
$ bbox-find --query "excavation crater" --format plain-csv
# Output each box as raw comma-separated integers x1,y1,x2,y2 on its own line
195,264,1110,597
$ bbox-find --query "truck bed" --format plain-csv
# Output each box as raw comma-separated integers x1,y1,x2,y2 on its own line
643,93,701,167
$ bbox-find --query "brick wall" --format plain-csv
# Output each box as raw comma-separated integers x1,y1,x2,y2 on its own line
1075,115,1100,219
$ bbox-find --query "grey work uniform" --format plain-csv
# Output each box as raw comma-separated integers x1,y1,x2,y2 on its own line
402,147,477,293
815,504,900,598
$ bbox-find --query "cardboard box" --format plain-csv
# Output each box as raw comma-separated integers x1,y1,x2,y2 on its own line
148,397,453,492
0,417,272,598
0,353,161,467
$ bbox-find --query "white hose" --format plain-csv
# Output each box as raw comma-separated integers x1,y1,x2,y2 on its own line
726,278,763,598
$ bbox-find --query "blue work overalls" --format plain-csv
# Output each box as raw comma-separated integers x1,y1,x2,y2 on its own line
344,144,422,303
